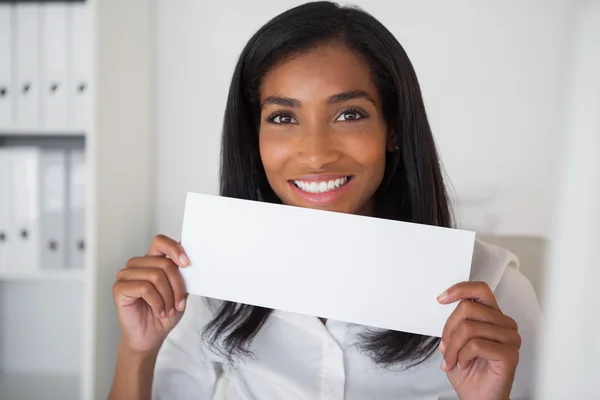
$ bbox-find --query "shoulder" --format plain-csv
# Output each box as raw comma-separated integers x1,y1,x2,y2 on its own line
159,295,223,354
470,239,542,397
187,295,223,319
171,295,223,338
470,239,541,325
155,295,225,369
153,295,225,398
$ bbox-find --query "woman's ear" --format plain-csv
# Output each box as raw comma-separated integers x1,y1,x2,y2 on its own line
387,131,399,152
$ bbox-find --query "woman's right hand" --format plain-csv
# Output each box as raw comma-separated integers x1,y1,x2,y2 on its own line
112,234,190,353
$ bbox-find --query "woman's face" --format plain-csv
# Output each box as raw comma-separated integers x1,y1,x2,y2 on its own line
259,43,393,216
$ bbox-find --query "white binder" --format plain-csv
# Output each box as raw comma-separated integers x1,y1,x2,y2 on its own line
11,147,41,274
15,3,41,130
0,4,14,129
40,149,67,270
0,148,12,274
41,3,68,130
67,149,85,268
67,2,91,131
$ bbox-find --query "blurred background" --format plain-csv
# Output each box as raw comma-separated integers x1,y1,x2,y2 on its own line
0,0,598,399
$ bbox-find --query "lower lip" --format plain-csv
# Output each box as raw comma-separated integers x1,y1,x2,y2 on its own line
289,178,354,205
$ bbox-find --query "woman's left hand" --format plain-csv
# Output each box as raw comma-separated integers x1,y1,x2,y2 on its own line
437,282,521,400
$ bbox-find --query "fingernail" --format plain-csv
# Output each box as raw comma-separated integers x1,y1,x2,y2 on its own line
437,291,448,303
159,310,166,319
457,362,463,370
441,359,447,371
168,308,176,317
438,340,445,353
179,253,190,267
178,298,186,311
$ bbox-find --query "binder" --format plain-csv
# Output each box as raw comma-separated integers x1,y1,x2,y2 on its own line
41,3,68,130
40,149,67,270
0,148,12,274
67,2,91,131
11,147,41,273
15,3,41,130
0,4,14,129
67,149,85,269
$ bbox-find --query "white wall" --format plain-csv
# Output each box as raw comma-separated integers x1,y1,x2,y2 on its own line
154,0,572,238
535,1,600,397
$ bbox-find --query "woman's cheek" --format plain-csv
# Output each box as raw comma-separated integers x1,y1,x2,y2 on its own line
343,131,387,169
259,132,297,185
260,136,292,171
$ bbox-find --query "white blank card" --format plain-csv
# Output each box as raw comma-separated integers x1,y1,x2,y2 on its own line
180,193,475,337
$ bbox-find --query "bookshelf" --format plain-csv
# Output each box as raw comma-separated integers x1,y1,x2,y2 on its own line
0,0,153,399
0,373,80,400
0,269,85,281
0,129,84,137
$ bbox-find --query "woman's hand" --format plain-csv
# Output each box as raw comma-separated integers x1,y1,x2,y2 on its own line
112,234,190,354
438,281,521,400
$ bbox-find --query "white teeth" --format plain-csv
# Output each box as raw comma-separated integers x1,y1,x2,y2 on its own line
293,177,350,194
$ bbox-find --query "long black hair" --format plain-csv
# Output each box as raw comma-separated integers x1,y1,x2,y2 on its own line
204,1,453,368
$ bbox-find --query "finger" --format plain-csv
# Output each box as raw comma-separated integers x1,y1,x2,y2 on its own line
146,234,190,268
113,280,166,319
455,338,519,372
438,281,499,311
441,299,518,348
441,320,522,371
125,257,188,312
117,267,176,316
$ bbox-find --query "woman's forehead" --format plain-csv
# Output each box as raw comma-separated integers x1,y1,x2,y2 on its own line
259,44,380,104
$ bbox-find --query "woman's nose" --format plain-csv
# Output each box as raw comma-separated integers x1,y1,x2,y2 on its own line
294,129,342,170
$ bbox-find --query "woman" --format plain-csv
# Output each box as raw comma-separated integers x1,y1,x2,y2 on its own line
109,2,541,399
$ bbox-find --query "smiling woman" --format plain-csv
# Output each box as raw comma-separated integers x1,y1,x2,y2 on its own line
108,2,541,400
214,2,452,369
210,3,458,372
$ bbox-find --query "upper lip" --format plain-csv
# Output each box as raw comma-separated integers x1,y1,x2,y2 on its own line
289,174,352,182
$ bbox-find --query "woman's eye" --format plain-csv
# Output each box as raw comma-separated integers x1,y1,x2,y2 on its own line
336,111,363,122
270,114,297,124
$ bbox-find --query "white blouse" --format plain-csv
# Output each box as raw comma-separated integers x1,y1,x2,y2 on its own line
152,240,541,400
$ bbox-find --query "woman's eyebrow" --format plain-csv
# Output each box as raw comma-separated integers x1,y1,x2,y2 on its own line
261,89,375,109
262,96,301,109
327,90,376,105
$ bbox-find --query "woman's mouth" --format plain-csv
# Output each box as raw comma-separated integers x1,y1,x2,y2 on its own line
292,176,352,194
